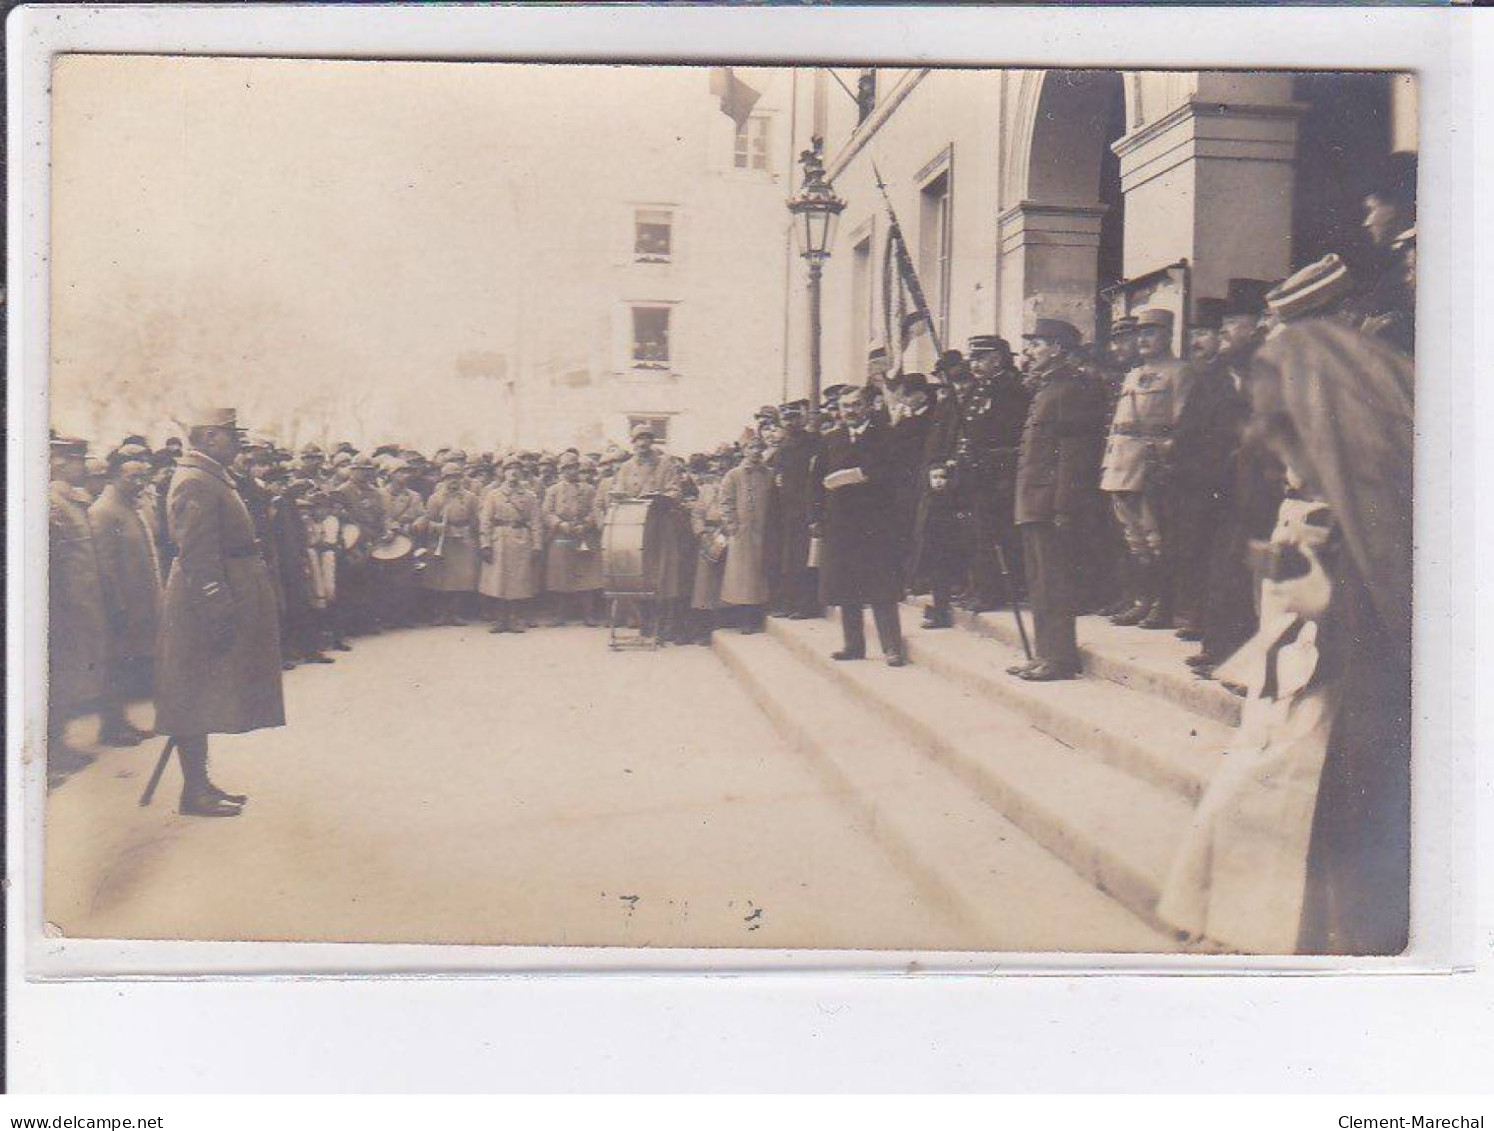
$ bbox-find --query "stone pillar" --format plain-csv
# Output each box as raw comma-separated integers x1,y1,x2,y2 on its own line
1113,98,1302,301
997,202,1109,340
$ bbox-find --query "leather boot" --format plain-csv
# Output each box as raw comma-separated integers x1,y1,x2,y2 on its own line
1139,555,1174,630
1110,561,1152,626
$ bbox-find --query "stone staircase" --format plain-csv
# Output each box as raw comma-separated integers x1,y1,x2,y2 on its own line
712,602,1242,949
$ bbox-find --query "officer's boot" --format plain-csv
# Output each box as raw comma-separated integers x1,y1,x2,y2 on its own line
177,737,241,818
1110,556,1153,627
1140,553,1175,630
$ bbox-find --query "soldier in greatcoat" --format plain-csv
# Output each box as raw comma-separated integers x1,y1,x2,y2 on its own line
48,436,108,770
719,437,775,632
1100,307,1196,629
89,456,164,744
542,451,604,625
419,462,482,625
610,424,688,641
1010,320,1107,681
814,386,907,667
154,409,284,817
479,457,543,633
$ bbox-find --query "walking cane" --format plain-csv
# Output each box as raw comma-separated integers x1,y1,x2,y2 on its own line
138,737,177,807
993,545,1033,662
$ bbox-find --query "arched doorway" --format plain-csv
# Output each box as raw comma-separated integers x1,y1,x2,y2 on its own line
999,69,1128,343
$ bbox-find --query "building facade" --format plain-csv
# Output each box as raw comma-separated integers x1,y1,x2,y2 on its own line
784,67,1417,390
474,66,800,455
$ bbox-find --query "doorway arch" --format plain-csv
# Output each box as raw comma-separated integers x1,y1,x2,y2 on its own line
999,69,1128,343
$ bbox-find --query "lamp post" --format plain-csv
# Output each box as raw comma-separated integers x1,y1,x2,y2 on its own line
787,137,846,410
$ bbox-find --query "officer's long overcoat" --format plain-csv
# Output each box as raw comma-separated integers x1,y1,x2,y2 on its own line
154,451,286,736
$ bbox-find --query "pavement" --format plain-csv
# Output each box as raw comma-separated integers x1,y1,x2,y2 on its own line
44,620,1165,951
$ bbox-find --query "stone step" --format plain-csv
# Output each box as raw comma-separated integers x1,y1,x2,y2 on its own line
899,619,1233,804
713,629,1176,952
905,601,1243,728
754,616,1199,928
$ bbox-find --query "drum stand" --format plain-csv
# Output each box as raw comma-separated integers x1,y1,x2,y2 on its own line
606,591,661,651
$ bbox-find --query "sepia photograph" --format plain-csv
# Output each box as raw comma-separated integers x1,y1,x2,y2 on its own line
39,53,1418,959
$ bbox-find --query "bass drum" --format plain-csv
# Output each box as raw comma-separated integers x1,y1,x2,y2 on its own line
602,495,663,596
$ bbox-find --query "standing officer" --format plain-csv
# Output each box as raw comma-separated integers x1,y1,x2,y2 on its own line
814,386,907,667
89,456,163,745
968,334,1032,605
1011,320,1106,681
154,409,284,817
48,436,108,772
1100,307,1195,629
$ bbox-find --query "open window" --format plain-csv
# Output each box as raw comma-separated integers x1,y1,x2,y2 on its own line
630,305,672,371
633,208,674,264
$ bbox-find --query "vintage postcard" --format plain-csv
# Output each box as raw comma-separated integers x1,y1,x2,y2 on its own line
41,53,1417,958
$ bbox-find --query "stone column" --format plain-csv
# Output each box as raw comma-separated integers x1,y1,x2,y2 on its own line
996,202,1109,340
1113,98,1302,301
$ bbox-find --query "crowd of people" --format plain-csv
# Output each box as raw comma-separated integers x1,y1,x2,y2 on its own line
47,163,1415,955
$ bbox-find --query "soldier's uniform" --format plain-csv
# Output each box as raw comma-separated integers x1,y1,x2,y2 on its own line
89,466,164,744
48,438,108,765
1100,307,1195,628
420,463,482,623
154,409,284,817
542,454,603,620
1013,321,1107,680
379,471,427,625
479,464,543,631
335,459,388,634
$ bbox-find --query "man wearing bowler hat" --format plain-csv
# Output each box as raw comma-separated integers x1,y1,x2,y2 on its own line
154,408,284,816
1011,319,1106,680
1100,307,1195,630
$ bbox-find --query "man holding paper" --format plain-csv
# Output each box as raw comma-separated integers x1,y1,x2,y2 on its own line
813,386,908,667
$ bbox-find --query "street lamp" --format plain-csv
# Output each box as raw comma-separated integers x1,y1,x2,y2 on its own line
787,136,846,409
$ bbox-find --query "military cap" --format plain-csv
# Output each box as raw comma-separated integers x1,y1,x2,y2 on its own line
557,451,579,469
446,448,468,463
1266,254,1354,321
119,433,149,448
115,441,151,460
1133,308,1175,333
50,435,89,457
780,398,811,415
331,451,353,467
1109,315,1140,337
502,455,524,470
899,372,931,396
301,443,325,458
967,334,1013,357
151,450,178,470
261,464,291,483
686,454,710,474
85,456,109,478
439,461,464,480
821,383,852,401
754,404,780,423
1023,318,1083,351
349,455,376,470
630,423,656,441
334,441,357,455
1223,278,1271,318
1192,298,1227,331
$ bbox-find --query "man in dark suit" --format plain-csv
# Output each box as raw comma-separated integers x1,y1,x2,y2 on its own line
1011,319,1107,681
813,385,907,667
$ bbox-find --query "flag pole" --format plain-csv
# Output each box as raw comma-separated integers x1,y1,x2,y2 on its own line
871,160,945,358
